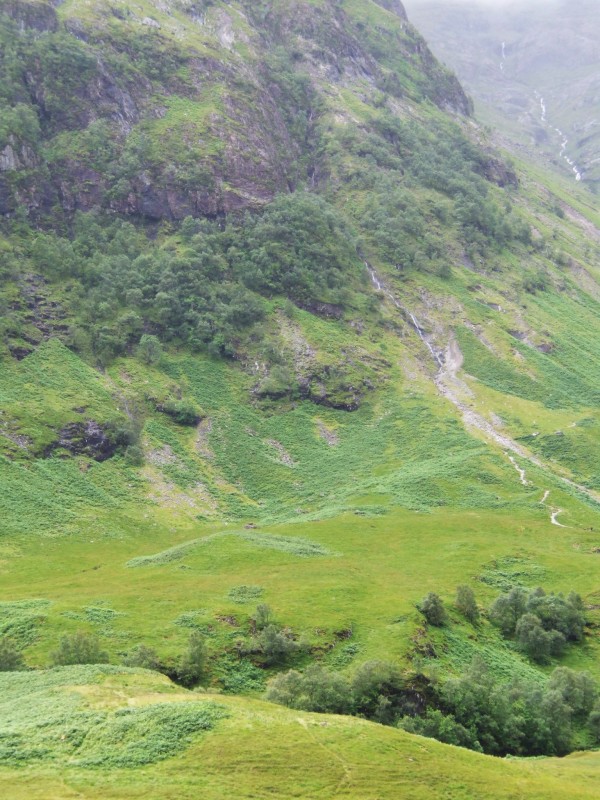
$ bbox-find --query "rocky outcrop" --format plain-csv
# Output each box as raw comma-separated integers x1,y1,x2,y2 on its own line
2,0,58,33
45,420,120,461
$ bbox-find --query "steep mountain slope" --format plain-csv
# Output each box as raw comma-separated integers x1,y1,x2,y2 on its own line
405,0,600,189
1,1,600,796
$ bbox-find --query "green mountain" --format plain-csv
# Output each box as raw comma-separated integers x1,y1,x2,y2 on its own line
405,0,600,189
1,1,600,797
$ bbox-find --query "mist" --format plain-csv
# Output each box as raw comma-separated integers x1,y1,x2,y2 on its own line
404,0,559,6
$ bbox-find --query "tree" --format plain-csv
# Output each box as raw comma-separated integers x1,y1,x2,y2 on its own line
455,585,479,624
137,333,162,365
178,631,208,686
253,604,274,631
419,593,446,626
255,624,299,666
399,709,481,751
515,613,564,664
266,664,354,714
51,631,109,666
548,667,596,718
0,637,25,671
351,660,409,724
123,645,164,673
489,587,527,635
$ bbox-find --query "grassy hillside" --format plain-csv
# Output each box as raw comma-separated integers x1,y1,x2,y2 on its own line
0,666,600,800
1,0,600,795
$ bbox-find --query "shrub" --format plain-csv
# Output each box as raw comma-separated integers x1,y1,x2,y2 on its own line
455,585,479,624
254,625,299,666
123,645,164,673
490,587,586,662
351,660,411,724
177,631,208,687
399,708,480,750
266,664,354,714
159,399,202,426
253,604,274,631
419,593,446,626
51,631,109,666
137,334,162,365
0,638,25,672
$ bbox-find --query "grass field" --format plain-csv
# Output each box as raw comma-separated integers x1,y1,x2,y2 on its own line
1,666,600,800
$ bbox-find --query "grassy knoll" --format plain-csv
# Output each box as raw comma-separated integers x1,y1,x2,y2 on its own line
0,666,599,800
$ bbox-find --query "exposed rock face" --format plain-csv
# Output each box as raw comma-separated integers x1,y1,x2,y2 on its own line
2,0,58,33
45,421,119,461
0,0,472,222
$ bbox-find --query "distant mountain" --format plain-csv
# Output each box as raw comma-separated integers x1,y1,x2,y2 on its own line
406,0,600,189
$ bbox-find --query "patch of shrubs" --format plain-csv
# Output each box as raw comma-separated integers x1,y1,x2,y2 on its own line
237,604,305,667
267,655,599,757
157,398,203,426
399,659,597,757
489,586,585,663
266,659,424,725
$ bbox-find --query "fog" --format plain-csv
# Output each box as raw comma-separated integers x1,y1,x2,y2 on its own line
404,0,559,6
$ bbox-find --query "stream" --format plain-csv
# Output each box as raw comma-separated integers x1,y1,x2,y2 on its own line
534,91,582,181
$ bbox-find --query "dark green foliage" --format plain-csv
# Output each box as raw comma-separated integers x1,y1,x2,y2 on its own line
455,585,479,624
588,703,600,742
419,592,447,626
137,334,162,365
489,587,586,662
268,660,419,725
233,193,360,304
548,667,596,718
253,604,274,631
51,631,109,666
515,613,565,664
400,658,595,757
351,660,415,725
123,645,164,673
266,664,354,714
253,625,299,666
177,631,208,687
0,638,25,672
488,587,527,634
400,708,480,750
158,399,202,426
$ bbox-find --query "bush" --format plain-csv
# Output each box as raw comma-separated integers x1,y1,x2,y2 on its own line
419,593,446,626
515,613,565,664
123,645,164,673
254,625,299,666
490,587,586,662
351,660,413,724
51,631,109,666
159,399,202,426
137,334,162,365
177,631,208,687
266,664,354,714
455,585,479,624
0,638,25,671
399,708,480,750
